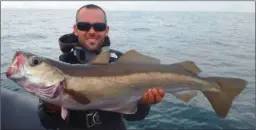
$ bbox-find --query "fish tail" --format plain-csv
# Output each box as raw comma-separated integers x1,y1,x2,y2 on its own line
202,77,247,118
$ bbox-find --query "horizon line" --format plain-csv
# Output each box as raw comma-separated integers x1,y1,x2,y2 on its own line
1,8,255,13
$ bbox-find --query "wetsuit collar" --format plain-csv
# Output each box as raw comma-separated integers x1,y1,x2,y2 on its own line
58,33,111,64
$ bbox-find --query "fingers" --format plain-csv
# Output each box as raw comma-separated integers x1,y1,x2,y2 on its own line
152,88,163,103
158,88,165,98
148,89,155,104
153,89,164,103
141,92,149,104
140,88,165,104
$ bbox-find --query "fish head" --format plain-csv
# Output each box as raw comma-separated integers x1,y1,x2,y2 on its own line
6,51,65,100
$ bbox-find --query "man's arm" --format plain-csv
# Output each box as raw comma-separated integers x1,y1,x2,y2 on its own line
37,99,66,129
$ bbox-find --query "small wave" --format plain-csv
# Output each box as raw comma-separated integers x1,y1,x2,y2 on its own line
1,33,47,40
164,24,175,28
214,61,238,67
225,52,254,61
1,86,21,91
213,41,236,48
1,61,11,66
1,34,14,39
20,33,48,40
132,28,151,32
16,21,31,25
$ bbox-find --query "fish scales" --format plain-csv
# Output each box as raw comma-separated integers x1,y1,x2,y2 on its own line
65,72,216,102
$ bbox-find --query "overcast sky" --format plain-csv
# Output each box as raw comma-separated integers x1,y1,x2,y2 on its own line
1,1,255,12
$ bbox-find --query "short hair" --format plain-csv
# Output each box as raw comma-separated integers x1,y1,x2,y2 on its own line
76,4,107,23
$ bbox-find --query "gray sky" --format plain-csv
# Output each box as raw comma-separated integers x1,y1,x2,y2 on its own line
1,1,255,12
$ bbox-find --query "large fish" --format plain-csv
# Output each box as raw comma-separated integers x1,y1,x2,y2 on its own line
6,49,247,118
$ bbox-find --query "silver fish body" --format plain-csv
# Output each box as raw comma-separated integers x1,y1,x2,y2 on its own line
6,50,247,118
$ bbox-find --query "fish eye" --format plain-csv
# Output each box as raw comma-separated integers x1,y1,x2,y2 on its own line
29,56,42,66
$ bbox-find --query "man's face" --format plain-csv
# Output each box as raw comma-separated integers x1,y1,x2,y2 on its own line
73,8,109,51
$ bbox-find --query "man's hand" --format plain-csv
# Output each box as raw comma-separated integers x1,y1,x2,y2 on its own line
139,88,165,104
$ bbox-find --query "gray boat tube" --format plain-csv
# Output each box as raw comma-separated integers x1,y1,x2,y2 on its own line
1,88,46,130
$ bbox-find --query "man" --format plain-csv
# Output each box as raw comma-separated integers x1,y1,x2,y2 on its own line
37,4,165,130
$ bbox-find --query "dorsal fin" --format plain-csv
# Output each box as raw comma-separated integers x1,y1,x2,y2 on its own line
115,49,161,64
171,61,202,74
89,50,110,65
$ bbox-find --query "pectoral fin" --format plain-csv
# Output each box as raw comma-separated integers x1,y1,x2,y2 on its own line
61,107,68,120
116,49,161,64
62,80,91,105
63,88,91,105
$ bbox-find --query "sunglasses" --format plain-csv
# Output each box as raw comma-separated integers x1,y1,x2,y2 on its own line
76,22,107,32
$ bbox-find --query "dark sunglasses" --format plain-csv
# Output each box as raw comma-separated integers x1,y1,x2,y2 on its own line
76,22,107,32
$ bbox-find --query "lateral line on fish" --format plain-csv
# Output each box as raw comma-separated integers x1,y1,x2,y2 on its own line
66,72,216,92
84,72,207,84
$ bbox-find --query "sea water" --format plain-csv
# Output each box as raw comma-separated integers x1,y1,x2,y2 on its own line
1,9,255,129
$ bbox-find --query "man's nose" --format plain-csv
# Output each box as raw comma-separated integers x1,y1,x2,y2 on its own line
88,27,96,34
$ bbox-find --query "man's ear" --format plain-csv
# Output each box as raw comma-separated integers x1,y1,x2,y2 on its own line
73,24,78,36
104,25,110,36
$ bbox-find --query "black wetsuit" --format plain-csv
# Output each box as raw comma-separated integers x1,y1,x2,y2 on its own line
37,33,151,130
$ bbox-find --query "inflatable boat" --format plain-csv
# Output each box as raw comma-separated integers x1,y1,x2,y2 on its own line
1,88,46,130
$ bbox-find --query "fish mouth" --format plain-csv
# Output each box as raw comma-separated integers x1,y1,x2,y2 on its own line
6,52,25,79
7,51,63,99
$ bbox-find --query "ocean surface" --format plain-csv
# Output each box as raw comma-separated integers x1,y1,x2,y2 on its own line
1,9,255,129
